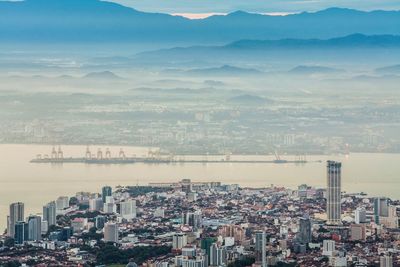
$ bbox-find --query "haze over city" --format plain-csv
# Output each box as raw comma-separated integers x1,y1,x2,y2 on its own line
0,0,399,266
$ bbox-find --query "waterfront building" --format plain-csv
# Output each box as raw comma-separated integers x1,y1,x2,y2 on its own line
27,215,42,241
56,196,69,212
43,201,57,226
102,186,112,204
41,220,49,234
7,202,24,238
15,221,28,245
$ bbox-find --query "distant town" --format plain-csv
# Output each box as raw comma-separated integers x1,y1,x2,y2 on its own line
1,83,399,156
0,161,398,267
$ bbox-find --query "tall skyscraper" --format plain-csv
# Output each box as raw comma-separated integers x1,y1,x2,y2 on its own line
56,196,69,211
182,210,202,230
255,231,267,267
374,197,389,224
28,215,42,241
104,222,119,243
102,186,112,204
209,243,227,266
201,237,217,261
326,161,342,225
297,217,312,244
7,202,24,237
172,233,188,250
43,201,57,226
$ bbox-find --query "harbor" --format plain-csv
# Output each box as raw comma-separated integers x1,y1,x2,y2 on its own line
30,146,319,165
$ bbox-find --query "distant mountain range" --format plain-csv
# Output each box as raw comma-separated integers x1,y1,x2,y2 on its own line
0,0,399,45
134,34,400,65
376,64,400,74
227,34,400,49
82,71,123,80
185,65,262,76
289,65,344,74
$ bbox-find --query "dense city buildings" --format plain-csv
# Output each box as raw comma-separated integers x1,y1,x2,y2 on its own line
1,166,400,266
0,1,398,266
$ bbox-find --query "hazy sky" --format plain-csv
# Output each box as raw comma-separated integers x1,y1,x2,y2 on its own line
112,0,400,15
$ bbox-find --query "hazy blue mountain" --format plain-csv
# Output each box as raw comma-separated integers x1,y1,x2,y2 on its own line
376,64,400,74
186,65,262,76
134,34,400,66
228,34,400,49
0,0,399,44
82,71,123,80
289,65,344,74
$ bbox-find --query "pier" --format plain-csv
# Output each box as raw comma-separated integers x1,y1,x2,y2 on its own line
30,146,321,165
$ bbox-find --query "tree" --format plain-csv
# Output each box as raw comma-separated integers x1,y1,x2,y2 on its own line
4,237,15,247
96,245,171,265
4,261,21,267
82,227,103,241
228,257,255,267
96,245,124,265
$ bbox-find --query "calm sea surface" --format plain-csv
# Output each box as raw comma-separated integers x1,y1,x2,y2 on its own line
0,144,399,230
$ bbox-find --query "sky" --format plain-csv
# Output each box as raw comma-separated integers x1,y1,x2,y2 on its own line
112,0,400,17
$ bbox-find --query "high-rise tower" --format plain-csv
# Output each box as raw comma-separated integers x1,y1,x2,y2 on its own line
7,202,24,237
43,201,57,226
326,161,342,225
102,186,112,204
